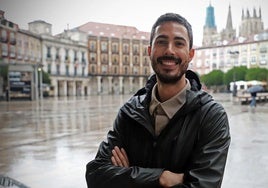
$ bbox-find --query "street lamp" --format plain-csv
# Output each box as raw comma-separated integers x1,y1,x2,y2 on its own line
38,64,43,100
229,50,239,97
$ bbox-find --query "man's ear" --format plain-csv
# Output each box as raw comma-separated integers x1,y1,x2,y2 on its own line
188,48,195,62
147,46,151,56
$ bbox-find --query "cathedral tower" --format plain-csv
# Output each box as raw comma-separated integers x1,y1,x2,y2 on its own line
239,7,264,37
221,4,236,41
202,2,218,46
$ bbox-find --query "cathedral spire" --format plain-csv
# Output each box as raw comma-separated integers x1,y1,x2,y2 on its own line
253,7,257,18
226,4,233,29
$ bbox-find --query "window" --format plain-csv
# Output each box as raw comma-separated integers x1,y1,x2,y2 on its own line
112,43,118,53
123,44,129,54
82,52,86,64
133,44,139,54
112,55,118,64
74,67,77,76
74,51,78,62
65,49,69,61
101,42,108,52
56,64,60,75
260,46,267,53
134,56,139,64
91,66,95,74
10,45,16,58
114,67,117,74
82,67,85,76
1,30,7,42
101,54,108,64
90,41,96,51
260,54,267,65
123,56,129,64
133,67,139,74
65,65,69,75
1,43,8,56
48,64,51,74
55,48,60,61
102,65,107,73
144,67,148,75
90,53,96,63
143,46,147,55
9,32,16,44
251,56,256,64
47,46,51,58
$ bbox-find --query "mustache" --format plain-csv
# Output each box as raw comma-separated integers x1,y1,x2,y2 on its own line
156,56,182,65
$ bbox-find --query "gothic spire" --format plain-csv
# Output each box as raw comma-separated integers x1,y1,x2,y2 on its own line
253,7,257,18
226,4,233,29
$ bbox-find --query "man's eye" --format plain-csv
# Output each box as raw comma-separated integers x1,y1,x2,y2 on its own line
157,40,167,45
175,41,184,46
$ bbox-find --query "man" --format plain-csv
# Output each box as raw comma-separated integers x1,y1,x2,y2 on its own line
86,13,230,188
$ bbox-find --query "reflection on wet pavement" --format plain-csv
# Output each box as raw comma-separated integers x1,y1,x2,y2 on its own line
0,95,130,188
0,94,268,188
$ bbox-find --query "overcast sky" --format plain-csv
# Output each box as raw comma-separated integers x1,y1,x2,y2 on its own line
1,0,267,46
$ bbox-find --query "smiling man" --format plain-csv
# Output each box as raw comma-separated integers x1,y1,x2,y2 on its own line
86,13,230,188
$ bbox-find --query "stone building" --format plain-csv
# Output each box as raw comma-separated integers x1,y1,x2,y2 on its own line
28,20,89,97
76,22,151,94
0,10,41,100
239,7,264,37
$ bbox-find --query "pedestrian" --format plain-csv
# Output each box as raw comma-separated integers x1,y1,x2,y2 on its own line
85,13,230,188
250,92,257,108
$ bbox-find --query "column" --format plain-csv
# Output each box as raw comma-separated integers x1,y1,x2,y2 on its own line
97,76,102,94
119,76,123,94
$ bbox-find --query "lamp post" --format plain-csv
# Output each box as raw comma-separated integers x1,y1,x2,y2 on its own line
229,50,239,97
38,64,43,100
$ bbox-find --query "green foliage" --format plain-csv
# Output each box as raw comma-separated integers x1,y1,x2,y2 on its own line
0,66,8,81
201,70,224,86
38,70,51,85
201,66,268,89
223,66,247,84
245,68,268,81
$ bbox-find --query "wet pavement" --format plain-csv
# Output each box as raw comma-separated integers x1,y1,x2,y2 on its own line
0,94,268,188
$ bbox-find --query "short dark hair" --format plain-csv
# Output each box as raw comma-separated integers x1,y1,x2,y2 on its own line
149,13,193,49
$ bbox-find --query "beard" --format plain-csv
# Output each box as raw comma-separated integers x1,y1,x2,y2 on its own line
152,55,188,84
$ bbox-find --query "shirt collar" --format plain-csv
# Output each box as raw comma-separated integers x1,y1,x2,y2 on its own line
149,79,191,119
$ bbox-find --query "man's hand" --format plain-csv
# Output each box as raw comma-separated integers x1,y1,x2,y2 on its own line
159,170,184,187
111,146,129,167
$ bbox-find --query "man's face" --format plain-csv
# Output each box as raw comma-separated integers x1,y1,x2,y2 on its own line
148,21,194,84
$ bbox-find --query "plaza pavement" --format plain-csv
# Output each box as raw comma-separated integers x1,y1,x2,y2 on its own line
0,93,267,188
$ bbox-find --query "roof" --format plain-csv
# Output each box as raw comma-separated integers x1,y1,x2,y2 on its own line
75,21,150,40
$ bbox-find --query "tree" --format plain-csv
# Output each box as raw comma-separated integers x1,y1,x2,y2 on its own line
224,66,247,85
38,70,51,85
201,70,224,87
245,67,268,81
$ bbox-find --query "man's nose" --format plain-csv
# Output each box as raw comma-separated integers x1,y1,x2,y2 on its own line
164,43,175,55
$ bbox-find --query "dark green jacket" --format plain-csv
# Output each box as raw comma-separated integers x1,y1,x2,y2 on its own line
86,71,230,188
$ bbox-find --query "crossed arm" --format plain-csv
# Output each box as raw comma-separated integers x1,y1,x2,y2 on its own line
111,146,184,187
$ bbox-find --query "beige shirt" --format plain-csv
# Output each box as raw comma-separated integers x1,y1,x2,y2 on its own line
149,79,191,136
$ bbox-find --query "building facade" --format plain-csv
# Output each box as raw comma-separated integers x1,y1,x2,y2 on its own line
77,22,151,95
0,10,41,100
28,21,90,97
191,30,268,75
239,8,264,37
193,3,267,76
